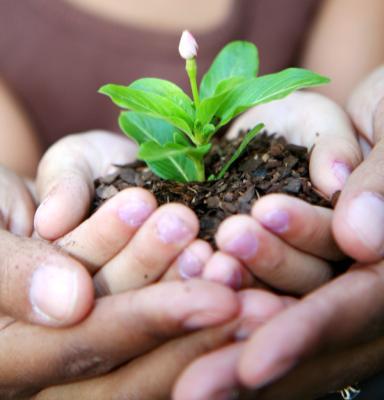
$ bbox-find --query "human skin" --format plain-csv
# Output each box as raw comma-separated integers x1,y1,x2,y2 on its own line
0,1,382,397
173,66,384,400
0,91,359,399
201,91,361,293
19,92,360,399
0,164,242,398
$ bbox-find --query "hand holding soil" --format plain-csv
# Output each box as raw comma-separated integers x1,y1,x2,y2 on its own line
174,65,384,400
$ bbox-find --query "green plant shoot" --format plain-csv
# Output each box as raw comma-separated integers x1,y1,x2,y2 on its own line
99,30,329,183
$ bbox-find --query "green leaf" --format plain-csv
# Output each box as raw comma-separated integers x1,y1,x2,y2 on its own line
213,123,264,180
99,82,194,136
202,123,215,137
119,111,183,145
196,76,247,129
200,41,259,100
130,78,195,120
138,142,211,182
217,68,330,127
173,131,191,146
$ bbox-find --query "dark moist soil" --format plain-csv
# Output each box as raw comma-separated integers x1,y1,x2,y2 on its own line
93,132,337,246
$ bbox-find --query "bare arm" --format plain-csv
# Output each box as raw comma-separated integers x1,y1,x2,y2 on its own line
0,78,42,177
302,0,384,105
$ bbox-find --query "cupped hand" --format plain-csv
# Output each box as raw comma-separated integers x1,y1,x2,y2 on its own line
334,65,384,262
0,131,245,399
0,165,94,327
33,289,290,400
33,130,216,295
201,91,361,294
1,279,239,399
34,130,138,240
174,68,384,399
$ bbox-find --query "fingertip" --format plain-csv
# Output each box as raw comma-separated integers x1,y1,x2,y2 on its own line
202,252,244,290
234,290,287,341
333,191,384,262
176,240,213,280
29,259,94,327
181,280,240,329
34,177,92,240
155,203,200,245
173,344,243,400
216,215,259,261
309,136,362,197
238,290,286,320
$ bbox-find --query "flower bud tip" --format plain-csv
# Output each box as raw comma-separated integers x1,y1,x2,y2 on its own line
179,30,198,60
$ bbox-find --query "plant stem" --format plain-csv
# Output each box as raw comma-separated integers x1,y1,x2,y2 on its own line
194,158,205,182
186,58,200,107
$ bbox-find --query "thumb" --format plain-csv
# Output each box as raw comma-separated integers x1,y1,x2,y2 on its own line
333,96,384,262
0,230,94,326
34,130,137,240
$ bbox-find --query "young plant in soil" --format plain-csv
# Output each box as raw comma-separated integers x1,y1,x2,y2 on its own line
96,31,331,242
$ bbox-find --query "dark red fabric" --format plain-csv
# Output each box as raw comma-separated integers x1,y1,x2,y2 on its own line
0,0,320,147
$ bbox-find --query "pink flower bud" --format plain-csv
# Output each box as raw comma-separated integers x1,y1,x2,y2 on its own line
179,30,198,60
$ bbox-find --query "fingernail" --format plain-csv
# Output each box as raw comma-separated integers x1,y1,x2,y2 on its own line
348,192,384,255
178,250,203,279
156,214,192,244
118,198,153,227
332,161,351,189
30,265,77,323
260,210,290,233
33,197,51,229
224,231,259,260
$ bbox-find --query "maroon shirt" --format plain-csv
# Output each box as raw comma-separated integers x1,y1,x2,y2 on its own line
0,0,319,148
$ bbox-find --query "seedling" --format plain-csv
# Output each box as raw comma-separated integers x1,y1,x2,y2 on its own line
100,31,329,183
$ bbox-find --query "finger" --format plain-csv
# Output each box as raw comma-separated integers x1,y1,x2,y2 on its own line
174,344,244,400
94,203,199,295
34,318,238,400
0,166,35,236
251,194,343,260
309,132,362,198
0,230,93,326
173,290,292,400
202,251,260,290
57,188,157,273
333,95,384,262
1,280,238,391
347,65,384,144
237,261,384,389
226,91,362,196
161,239,213,281
216,215,333,294
34,131,137,240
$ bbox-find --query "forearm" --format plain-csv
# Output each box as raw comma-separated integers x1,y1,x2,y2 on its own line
0,78,42,177
301,0,384,106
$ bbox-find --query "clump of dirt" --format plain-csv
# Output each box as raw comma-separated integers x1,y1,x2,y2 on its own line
93,132,333,245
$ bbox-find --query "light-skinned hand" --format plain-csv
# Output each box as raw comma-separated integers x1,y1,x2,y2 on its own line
199,91,361,294
174,67,384,399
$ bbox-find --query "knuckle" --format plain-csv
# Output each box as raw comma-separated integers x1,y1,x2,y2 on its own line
87,228,119,259
57,344,113,380
129,246,162,276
